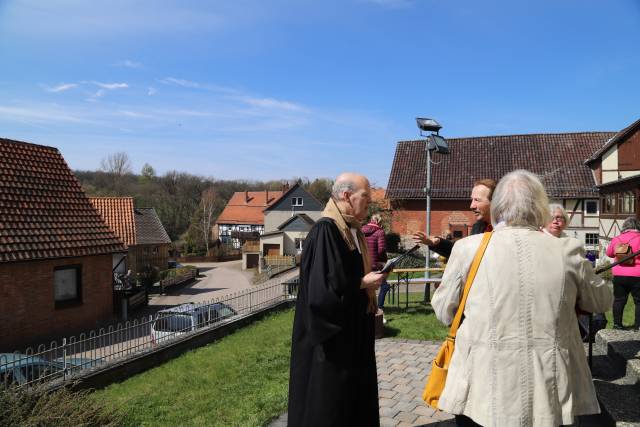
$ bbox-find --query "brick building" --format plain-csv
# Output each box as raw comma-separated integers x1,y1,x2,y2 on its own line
386,132,615,253
0,138,125,351
89,198,171,275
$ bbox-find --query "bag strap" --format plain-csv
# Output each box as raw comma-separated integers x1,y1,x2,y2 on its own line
448,231,493,339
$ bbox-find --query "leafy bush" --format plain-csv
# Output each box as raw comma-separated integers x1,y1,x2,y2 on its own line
0,385,120,427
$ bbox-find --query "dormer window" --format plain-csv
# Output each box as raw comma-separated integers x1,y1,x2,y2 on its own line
292,197,303,207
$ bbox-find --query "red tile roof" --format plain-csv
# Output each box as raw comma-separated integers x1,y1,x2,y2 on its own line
0,138,126,263
89,197,136,247
216,190,283,225
386,132,616,200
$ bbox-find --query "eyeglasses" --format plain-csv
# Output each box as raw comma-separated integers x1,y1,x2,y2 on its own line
552,216,566,223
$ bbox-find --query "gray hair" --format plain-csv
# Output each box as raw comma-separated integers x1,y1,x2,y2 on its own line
370,214,382,224
548,203,569,224
491,170,549,227
621,216,640,232
331,180,356,200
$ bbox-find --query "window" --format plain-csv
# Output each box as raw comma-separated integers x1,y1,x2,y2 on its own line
619,191,636,214
295,238,305,252
291,197,303,207
601,193,616,214
585,233,599,246
153,246,159,254
584,200,598,215
54,265,81,307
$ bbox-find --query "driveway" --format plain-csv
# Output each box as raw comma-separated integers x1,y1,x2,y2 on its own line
149,260,255,306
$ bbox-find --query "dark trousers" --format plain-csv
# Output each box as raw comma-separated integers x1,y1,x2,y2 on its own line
456,415,482,426
613,275,640,327
377,282,390,309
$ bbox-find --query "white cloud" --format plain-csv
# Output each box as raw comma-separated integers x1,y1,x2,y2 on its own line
0,104,94,124
158,77,201,89
238,96,308,112
92,82,128,90
118,110,153,119
147,87,157,96
158,77,239,94
44,83,78,93
113,59,142,69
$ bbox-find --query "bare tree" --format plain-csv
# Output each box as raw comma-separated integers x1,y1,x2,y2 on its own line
100,152,132,176
198,187,217,253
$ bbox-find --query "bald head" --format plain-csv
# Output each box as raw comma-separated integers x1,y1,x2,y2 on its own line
332,172,371,221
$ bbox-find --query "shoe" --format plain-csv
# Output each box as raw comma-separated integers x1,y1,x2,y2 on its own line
613,324,625,330
383,317,387,325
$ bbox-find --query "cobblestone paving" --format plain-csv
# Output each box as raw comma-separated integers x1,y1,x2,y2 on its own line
269,338,455,426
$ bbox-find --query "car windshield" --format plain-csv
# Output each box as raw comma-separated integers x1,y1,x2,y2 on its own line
216,306,235,318
154,313,192,332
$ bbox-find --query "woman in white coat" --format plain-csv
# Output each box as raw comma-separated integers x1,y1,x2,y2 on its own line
431,170,612,427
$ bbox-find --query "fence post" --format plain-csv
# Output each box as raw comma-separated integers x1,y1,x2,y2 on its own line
249,289,252,313
62,338,67,381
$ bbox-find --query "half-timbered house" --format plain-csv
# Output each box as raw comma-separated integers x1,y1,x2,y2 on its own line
585,118,640,256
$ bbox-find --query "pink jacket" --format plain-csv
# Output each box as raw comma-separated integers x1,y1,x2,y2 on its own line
606,229,640,277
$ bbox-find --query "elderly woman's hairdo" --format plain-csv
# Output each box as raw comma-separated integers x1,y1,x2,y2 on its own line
331,180,356,200
621,216,640,232
548,203,569,224
370,214,382,224
490,170,549,227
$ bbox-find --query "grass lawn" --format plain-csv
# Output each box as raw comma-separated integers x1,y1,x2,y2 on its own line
604,295,636,329
91,301,446,426
94,309,294,427
381,292,448,341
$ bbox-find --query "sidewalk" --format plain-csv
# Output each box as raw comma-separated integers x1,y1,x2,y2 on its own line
270,338,455,426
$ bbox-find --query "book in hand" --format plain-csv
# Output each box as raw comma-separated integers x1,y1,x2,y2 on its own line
379,244,421,273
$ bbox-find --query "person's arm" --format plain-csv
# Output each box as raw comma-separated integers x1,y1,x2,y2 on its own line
412,232,454,258
430,238,453,259
431,239,473,325
377,229,386,265
569,239,613,314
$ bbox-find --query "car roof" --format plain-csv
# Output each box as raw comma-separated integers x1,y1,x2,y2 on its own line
157,302,231,315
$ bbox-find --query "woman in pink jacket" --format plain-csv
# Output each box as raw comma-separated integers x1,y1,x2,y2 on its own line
606,217,640,330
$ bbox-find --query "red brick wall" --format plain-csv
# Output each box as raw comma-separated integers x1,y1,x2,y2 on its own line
0,254,114,351
391,199,476,238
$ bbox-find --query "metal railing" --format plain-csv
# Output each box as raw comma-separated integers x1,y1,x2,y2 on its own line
1,277,299,389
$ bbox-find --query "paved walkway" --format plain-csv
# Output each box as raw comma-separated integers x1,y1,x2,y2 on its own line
270,338,455,426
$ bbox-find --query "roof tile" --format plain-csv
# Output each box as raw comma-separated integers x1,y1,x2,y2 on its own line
386,132,615,200
0,138,126,262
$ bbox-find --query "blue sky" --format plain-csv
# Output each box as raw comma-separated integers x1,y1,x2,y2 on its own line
1,0,639,187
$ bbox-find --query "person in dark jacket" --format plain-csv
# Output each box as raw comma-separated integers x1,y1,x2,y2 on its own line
362,214,389,309
413,178,496,258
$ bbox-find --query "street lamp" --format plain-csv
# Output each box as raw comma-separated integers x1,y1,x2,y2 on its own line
415,117,449,302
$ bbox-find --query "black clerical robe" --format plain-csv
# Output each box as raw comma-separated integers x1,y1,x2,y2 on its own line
288,218,379,427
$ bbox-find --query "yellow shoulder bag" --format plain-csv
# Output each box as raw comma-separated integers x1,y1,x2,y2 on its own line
422,231,492,409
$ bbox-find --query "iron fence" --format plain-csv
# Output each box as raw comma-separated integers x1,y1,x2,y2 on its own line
1,276,299,389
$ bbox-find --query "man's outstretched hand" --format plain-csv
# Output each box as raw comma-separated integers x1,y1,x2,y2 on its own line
412,231,440,247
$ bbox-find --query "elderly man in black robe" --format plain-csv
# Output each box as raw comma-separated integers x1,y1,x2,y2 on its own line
288,172,388,427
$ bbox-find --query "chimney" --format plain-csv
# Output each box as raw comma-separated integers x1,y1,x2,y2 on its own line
245,191,249,203
265,189,269,204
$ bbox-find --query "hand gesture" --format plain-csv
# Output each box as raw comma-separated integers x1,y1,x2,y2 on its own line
412,231,441,247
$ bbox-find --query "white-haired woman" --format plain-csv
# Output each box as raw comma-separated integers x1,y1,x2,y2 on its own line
543,203,569,238
430,170,612,427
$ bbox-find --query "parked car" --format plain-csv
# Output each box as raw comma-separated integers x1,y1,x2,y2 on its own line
150,302,237,344
0,354,64,386
0,353,105,387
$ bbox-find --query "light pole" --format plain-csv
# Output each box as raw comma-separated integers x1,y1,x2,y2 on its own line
415,118,449,302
